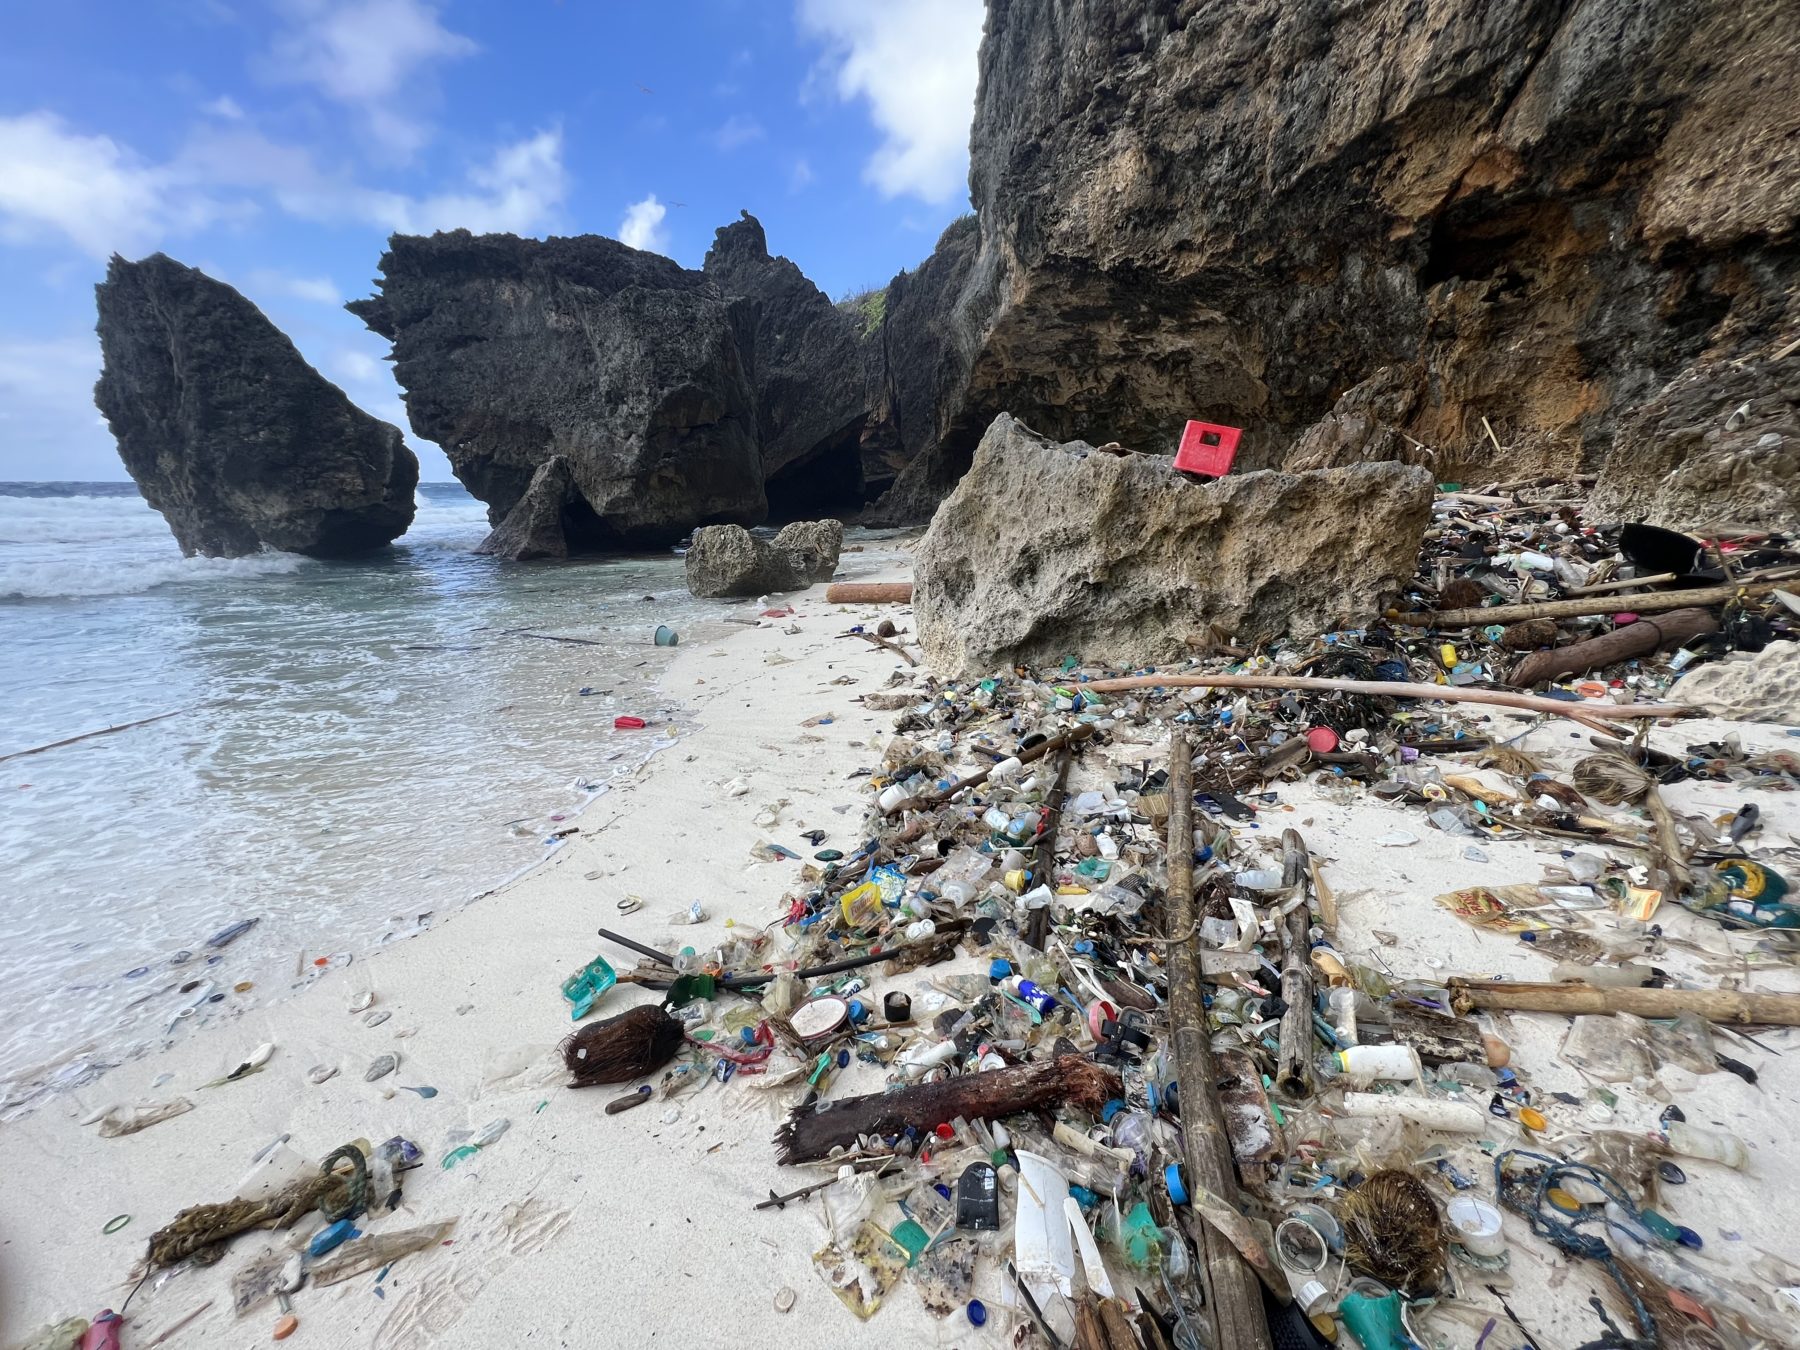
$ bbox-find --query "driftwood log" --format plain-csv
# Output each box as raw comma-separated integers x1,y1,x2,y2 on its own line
1509,608,1719,687
1392,580,1781,629
1024,743,1075,950
772,1055,1118,1164
1166,733,1277,1349
1274,830,1316,1097
824,582,913,604
1449,979,1800,1025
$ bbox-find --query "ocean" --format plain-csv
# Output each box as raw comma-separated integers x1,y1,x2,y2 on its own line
0,482,728,1110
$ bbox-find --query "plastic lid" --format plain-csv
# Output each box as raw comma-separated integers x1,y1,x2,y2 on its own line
1306,726,1339,753
790,996,848,1040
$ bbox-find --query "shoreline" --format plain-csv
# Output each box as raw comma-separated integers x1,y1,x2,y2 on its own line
4,535,1799,1349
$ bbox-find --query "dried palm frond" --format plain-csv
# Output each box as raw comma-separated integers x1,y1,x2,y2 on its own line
1475,747,1545,778
1573,753,1654,805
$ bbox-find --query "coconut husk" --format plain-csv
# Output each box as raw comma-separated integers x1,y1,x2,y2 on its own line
1475,747,1546,778
560,1003,685,1087
1573,753,1654,805
1340,1168,1446,1296
147,1145,365,1268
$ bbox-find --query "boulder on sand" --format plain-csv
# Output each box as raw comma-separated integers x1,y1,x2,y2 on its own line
95,253,417,559
770,519,844,583
913,415,1436,676
685,519,845,597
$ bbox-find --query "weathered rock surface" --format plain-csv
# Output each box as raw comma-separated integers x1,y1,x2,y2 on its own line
913,416,1435,676
95,253,417,558
352,217,875,551
703,213,871,514
349,231,762,550
1678,642,1800,723
1589,354,1800,530
685,523,820,598
770,519,843,584
866,0,1800,522
475,455,576,560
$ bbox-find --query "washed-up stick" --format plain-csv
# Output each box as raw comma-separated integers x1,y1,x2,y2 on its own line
599,932,899,991
1392,580,1782,629
1449,979,1800,1026
889,723,1097,814
1165,733,1278,1348
1566,572,1678,595
1509,608,1718,687
772,1054,1119,1164
501,628,606,646
1275,830,1316,1096
1025,743,1075,950
1078,673,1694,723
824,581,913,604
842,630,917,665
0,707,189,765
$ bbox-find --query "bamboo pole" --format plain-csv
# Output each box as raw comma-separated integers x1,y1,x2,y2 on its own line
888,723,1096,814
824,581,912,603
1449,979,1800,1026
1275,830,1316,1097
1078,673,1695,723
1166,732,1276,1350
1392,580,1780,629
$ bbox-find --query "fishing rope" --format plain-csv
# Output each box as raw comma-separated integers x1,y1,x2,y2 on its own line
1491,1150,1658,1349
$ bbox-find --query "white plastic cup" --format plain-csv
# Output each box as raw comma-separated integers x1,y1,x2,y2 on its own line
879,783,908,812
1446,1197,1506,1256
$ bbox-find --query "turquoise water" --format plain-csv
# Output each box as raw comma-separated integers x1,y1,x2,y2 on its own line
0,483,722,1108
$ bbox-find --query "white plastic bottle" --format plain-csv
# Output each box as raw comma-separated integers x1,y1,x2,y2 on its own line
1664,1121,1749,1169
1333,1045,1423,1081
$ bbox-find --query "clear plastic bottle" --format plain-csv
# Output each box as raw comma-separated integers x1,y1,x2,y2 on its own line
1664,1121,1749,1169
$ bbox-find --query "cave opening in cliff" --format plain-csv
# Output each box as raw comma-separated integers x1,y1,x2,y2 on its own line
557,493,612,553
762,421,868,523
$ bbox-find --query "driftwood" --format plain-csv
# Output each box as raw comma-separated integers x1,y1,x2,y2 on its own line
824,581,913,604
1025,743,1075,950
1078,673,1695,725
843,630,917,665
1275,831,1316,1097
889,723,1097,814
0,707,189,765
1449,979,1800,1026
1509,608,1719,687
1165,734,1277,1349
1567,572,1678,595
1392,580,1782,629
501,628,606,646
772,1054,1118,1164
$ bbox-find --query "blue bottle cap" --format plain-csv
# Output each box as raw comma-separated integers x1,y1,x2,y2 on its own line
967,1299,987,1327
989,959,1013,980
1101,1098,1126,1123
1164,1163,1190,1206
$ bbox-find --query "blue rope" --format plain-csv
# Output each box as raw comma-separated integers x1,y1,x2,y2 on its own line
1491,1150,1658,1349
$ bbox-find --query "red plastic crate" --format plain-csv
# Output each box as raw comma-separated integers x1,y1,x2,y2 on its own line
1174,420,1242,477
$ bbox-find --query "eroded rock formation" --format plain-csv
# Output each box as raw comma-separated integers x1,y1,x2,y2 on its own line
913,415,1435,676
866,0,1799,528
95,254,417,558
351,217,875,551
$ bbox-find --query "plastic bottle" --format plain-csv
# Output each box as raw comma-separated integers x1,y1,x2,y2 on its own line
1327,987,1359,1047
1341,1093,1485,1133
1333,1045,1422,1081
1664,1121,1749,1169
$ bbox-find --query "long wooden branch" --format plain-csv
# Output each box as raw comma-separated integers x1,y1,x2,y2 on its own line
1275,830,1316,1097
1392,580,1780,629
1166,733,1277,1349
1078,673,1695,723
1449,979,1800,1025
772,1054,1118,1164
1509,608,1718,687
1024,743,1074,951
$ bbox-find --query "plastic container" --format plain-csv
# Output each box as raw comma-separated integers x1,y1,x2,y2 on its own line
1665,1121,1748,1169
1334,1045,1422,1081
653,625,679,646
1173,420,1242,477
613,715,647,730
1341,1092,1485,1134
879,783,909,812
1446,1196,1506,1256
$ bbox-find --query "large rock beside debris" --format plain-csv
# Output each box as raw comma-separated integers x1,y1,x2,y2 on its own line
863,0,1800,521
1678,643,1800,723
1588,356,1800,531
684,519,843,597
95,254,417,558
913,416,1435,675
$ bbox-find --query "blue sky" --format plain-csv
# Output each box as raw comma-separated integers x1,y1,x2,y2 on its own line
0,0,984,481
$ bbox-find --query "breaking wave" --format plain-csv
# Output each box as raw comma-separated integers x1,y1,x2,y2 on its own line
0,550,307,600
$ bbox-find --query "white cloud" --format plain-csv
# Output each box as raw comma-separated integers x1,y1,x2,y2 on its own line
797,0,982,204
0,112,234,258
789,156,815,192
618,194,669,254
269,0,477,155
714,114,764,151
329,348,385,383
246,268,342,305
203,95,246,121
